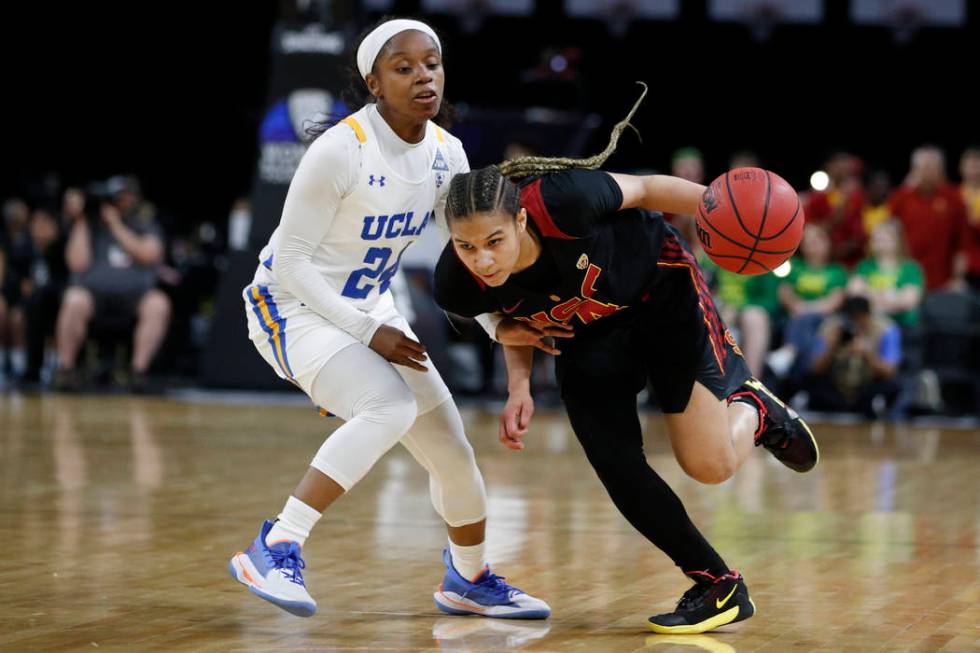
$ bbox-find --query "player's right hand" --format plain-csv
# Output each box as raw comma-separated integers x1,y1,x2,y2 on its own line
369,325,428,372
499,390,534,451
495,318,573,355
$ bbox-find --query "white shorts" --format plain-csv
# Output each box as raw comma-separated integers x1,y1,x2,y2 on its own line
242,268,452,414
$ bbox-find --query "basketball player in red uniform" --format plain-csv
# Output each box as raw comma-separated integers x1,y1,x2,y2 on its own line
432,104,818,633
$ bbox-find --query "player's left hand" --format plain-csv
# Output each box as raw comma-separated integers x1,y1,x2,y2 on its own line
499,390,534,451
496,318,573,355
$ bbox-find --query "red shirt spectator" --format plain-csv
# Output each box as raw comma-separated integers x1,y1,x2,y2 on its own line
805,185,866,266
805,153,866,266
888,146,968,290
888,183,967,289
959,147,980,283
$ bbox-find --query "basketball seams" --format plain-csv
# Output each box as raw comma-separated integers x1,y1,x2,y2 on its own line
736,171,772,273
697,205,797,256
724,171,759,242
756,194,801,242
702,252,772,272
698,205,753,249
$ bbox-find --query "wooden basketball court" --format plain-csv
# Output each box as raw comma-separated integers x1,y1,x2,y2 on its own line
1,393,977,651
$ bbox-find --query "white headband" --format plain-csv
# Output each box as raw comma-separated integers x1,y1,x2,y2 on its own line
356,19,441,79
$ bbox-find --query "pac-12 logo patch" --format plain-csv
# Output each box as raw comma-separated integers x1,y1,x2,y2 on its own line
725,329,744,357
432,148,450,171
576,253,589,269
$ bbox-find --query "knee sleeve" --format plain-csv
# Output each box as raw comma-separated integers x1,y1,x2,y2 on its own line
400,398,486,527
307,344,419,490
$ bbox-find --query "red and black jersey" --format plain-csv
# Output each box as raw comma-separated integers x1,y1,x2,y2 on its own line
434,169,673,330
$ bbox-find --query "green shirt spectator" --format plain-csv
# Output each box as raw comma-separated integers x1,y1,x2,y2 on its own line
847,220,925,327
784,259,849,302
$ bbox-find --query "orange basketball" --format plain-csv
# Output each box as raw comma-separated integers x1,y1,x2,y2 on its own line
695,167,804,275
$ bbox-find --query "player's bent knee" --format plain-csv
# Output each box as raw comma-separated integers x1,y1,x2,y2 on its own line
683,456,736,485
371,395,418,435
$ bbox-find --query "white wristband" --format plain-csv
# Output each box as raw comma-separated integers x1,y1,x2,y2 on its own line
474,313,505,343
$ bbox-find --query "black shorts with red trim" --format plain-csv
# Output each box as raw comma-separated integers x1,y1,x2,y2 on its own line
555,226,751,414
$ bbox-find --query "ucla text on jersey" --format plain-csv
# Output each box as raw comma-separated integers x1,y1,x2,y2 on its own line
360,211,431,240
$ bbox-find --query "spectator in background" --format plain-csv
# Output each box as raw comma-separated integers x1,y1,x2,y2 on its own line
20,206,68,386
848,219,925,329
888,145,968,290
55,176,171,390
503,139,538,162
804,296,901,416
805,152,866,266
226,197,252,252
664,146,704,245
155,220,224,376
861,170,893,237
1,198,32,380
770,225,848,392
729,150,760,169
61,187,86,230
958,147,980,291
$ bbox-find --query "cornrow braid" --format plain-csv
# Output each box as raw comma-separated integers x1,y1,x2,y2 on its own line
496,81,649,180
445,165,520,221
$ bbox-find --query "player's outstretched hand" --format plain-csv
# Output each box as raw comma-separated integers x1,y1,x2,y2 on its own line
369,325,428,372
499,390,534,451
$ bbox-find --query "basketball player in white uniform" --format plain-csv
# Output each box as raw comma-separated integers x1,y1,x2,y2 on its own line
227,18,550,620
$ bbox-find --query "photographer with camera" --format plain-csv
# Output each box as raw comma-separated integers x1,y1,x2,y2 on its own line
803,295,902,416
54,176,170,391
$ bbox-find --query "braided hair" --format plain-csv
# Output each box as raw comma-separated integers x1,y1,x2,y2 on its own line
445,82,648,222
445,166,520,221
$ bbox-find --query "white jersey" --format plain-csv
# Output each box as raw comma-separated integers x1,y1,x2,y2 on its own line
250,104,468,347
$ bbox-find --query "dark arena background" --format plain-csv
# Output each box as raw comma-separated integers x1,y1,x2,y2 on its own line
2,2,978,651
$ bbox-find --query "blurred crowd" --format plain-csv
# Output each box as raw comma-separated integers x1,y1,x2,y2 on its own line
0,176,225,392
665,145,980,417
3,143,979,418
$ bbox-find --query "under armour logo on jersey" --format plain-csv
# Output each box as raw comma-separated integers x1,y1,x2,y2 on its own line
432,148,449,172
368,175,386,187
435,172,445,188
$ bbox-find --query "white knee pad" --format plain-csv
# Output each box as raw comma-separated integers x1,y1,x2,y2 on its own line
307,345,419,490
401,398,487,527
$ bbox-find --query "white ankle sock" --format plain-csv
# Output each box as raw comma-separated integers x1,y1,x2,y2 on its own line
449,540,486,581
266,496,322,547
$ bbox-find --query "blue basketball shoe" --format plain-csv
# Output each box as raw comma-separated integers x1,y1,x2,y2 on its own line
228,520,316,617
433,548,550,619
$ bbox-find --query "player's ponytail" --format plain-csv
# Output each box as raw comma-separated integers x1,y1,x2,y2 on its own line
446,83,648,222
495,82,647,180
